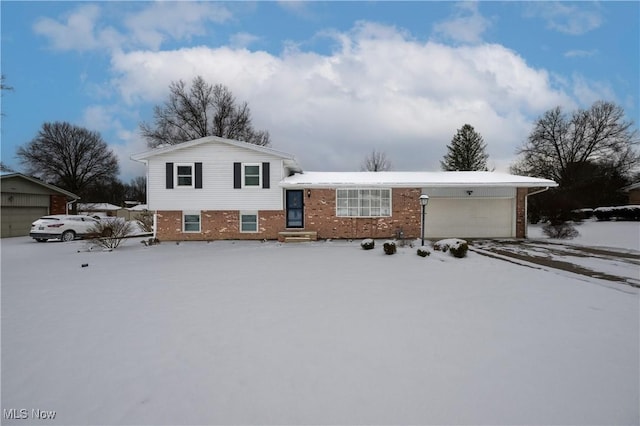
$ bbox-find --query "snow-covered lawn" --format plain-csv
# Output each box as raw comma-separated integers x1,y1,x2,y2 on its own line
1,222,638,425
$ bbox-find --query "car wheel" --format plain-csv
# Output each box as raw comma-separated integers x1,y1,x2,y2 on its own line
61,230,76,242
101,227,113,237
35,238,47,243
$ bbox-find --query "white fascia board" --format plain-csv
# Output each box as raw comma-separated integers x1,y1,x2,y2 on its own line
131,135,297,162
279,171,557,189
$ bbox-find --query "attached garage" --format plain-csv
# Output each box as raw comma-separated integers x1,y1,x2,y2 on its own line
422,186,517,238
424,198,513,238
281,171,557,240
1,173,79,238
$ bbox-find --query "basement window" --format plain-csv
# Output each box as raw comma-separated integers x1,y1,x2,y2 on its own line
183,212,201,233
240,212,258,232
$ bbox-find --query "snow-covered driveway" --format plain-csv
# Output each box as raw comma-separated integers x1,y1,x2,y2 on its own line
472,240,640,287
1,230,638,425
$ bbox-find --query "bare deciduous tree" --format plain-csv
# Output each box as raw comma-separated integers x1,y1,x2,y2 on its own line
512,101,639,184
17,122,119,198
1,74,13,117
140,76,271,148
361,149,392,171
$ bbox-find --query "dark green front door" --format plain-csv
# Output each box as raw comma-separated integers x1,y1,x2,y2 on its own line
286,190,304,228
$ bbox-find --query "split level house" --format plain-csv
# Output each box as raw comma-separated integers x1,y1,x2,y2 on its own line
131,136,557,242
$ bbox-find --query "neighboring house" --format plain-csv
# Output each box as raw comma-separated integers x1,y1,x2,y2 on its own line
1,172,79,238
78,202,122,217
132,136,557,241
622,182,640,205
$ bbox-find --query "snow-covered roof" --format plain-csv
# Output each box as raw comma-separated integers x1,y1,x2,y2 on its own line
77,202,121,211
280,171,558,188
621,182,640,192
128,204,148,211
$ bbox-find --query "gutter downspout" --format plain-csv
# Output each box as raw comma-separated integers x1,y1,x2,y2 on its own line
524,187,551,238
66,198,79,215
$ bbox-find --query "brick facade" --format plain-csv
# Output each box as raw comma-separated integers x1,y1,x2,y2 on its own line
156,187,423,241
50,194,67,215
156,187,534,241
156,210,285,241
300,188,422,240
515,188,528,238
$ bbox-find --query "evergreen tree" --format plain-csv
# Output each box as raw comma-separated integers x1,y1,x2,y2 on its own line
440,124,488,171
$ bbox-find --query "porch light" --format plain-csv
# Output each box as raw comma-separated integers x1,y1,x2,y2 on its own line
419,194,429,246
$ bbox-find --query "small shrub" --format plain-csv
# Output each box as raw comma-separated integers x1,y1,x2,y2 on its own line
89,219,133,250
383,240,397,255
542,221,579,239
417,247,430,257
136,210,154,233
434,239,468,258
361,238,375,250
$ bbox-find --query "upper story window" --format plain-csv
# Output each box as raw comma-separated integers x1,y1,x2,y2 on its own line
176,164,193,187
165,162,202,189
336,188,391,217
243,164,261,187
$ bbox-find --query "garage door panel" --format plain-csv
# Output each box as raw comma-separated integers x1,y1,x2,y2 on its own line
424,198,513,238
1,207,48,238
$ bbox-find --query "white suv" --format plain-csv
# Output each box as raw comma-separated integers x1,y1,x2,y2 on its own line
29,215,101,242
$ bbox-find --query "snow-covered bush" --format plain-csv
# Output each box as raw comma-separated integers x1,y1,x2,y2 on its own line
434,239,468,258
542,221,579,239
593,205,640,221
89,219,133,250
417,247,430,257
383,240,397,255
361,238,375,250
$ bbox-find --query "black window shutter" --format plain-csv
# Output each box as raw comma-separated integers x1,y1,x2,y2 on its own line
262,162,270,189
195,162,203,189
233,162,241,189
166,163,174,189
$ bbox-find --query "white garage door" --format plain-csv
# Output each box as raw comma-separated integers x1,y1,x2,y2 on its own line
424,198,514,238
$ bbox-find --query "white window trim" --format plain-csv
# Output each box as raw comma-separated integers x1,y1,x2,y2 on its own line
183,211,201,233
240,211,259,233
242,163,262,188
175,163,195,188
335,188,392,218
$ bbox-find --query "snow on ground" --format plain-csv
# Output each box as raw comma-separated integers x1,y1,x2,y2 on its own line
1,222,639,425
529,220,640,251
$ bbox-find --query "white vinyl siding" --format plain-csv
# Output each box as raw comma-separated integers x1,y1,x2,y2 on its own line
146,143,284,211
336,189,391,217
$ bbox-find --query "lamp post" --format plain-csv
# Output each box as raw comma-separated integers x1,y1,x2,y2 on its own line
419,194,429,246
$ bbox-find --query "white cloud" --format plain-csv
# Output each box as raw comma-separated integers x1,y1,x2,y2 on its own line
107,22,576,173
33,4,123,52
229,32,261,49
564,49,598,58
432,2,491,44
571,74,616,107
525,3,603,35
33,2,232,52
124,2,232,50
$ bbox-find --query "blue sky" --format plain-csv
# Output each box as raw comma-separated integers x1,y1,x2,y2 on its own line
1,1,638,181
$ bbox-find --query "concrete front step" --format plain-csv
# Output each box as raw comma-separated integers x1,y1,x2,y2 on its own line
278,231,318,242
